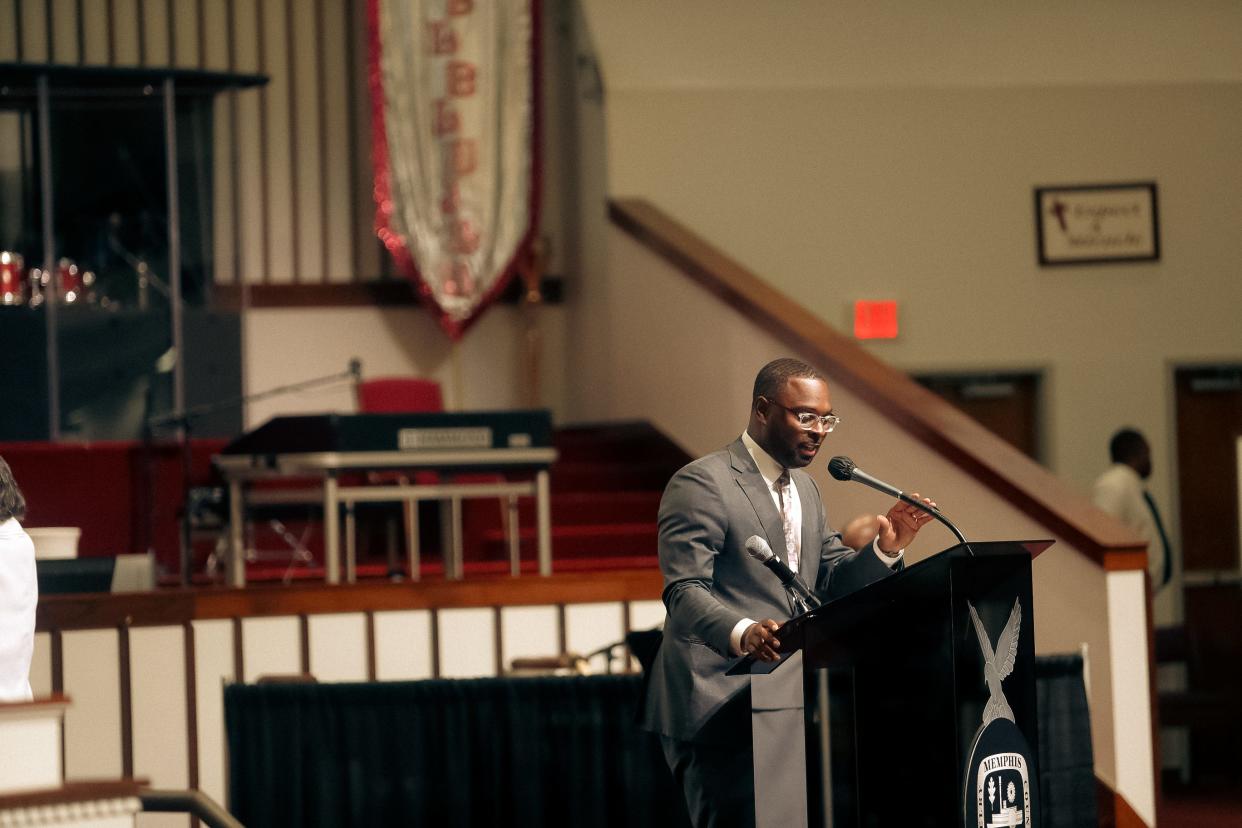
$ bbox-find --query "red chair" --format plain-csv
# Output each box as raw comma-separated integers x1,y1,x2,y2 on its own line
353,377,511,579
355,378,443,414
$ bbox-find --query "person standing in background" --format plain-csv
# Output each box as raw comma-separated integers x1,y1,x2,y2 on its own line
0,456,36,702
1092,428,1173,593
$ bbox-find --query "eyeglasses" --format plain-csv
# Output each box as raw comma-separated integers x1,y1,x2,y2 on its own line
763,399,841,433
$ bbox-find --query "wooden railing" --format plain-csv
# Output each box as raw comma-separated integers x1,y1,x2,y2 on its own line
36,570,665,632
608,198,1146,571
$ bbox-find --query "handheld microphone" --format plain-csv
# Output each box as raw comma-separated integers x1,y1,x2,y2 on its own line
745,535,821,611
827,455,969,546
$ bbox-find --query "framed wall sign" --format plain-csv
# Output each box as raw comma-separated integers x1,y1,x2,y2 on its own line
1034,182,1159,265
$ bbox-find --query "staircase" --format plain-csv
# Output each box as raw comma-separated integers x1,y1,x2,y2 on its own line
458,421,690,575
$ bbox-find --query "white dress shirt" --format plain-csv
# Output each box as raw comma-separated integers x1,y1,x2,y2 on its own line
0,518,37,702
730,432,900,655
1093,463,1164,587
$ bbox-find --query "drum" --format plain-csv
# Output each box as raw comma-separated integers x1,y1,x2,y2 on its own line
26,258,95,305
0,251,24,305
57,258,95,304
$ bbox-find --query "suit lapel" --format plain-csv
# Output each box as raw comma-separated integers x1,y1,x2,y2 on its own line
728,439,788,562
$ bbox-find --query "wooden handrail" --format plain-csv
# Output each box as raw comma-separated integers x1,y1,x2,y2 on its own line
609,198,1145,569
0,779,146,809
36,570,664,631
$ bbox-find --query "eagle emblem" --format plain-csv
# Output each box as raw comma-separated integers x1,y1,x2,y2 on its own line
968,599,1022,725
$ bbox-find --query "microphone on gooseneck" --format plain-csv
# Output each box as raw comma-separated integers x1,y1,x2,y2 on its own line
745,535,821,610
826,455,970,547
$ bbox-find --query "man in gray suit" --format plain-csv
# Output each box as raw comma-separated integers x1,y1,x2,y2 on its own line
642,358,936,828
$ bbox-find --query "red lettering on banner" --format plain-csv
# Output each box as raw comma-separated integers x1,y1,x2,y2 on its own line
440,183,461,214
446,0,473,15
438,260,476,295
446,61,476,97
433,99,460,136
450,219,480,255
447,139,477,175
428,21,458,55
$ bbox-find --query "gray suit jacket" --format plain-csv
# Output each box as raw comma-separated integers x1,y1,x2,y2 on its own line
641,438,899,744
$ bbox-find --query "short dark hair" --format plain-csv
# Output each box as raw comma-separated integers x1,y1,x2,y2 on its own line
1109,428,1148,465
752,358,827,401
0,456,25,522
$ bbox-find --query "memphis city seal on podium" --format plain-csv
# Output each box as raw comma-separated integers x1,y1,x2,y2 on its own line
962,598,1041,828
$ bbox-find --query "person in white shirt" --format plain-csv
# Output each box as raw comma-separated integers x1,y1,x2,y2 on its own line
1092,428,1172,592
0,456,36,702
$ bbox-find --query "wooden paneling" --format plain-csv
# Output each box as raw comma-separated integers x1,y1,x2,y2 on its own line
37,570,666,631
438,607,496,678
140,0,169,66
80,0,110,64
129,626,190,800
111,0,142,65
0,1,19,61
566,602,625,673
629,599,666,633
172,0,198,69
260,0,294,285
61,629,122,780
290,0,321,283
190,619,234,808
239,615,299,682
373,609,433,681
35,574,658,813
30,631,54,698
50,0,77,64
20,0,50,63
500,605,560,671
307,612,368,681
322,0,354,284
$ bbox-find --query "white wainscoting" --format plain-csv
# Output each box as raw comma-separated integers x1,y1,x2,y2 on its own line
373,610,434,681
29,593,667,816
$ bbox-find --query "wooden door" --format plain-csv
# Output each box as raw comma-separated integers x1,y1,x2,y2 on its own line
913,373,1042,461
1174,366,1242,573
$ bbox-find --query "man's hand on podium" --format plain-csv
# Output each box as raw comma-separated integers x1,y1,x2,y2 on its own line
742,619,783,662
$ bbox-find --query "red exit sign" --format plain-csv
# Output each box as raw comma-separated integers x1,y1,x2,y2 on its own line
854,300,898,339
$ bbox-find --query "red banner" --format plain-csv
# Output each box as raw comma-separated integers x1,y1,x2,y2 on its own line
369,0,540,339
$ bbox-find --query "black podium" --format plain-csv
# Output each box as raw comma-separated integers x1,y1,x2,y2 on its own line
738,540,1051,827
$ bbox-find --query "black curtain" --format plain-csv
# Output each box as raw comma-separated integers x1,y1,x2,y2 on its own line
1034,654,1099,828
227,657,1096,827
225,676,689,828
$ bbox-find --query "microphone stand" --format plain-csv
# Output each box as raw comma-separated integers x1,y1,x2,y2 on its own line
143,361,362,587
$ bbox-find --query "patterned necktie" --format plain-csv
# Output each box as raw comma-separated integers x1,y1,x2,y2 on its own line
1142,491,1173,590
775,470,799,573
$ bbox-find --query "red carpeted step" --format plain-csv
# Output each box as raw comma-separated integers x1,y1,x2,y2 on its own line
553,421,690,466
462,491,663,529
471,521,659,562
549,461,678,492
